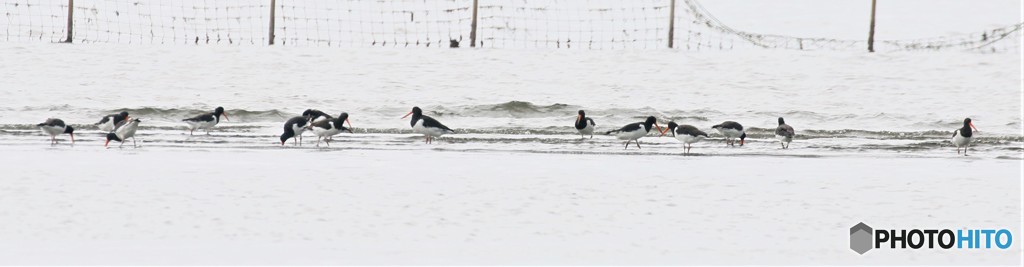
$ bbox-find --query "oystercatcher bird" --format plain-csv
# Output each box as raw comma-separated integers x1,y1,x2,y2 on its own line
775,117,795,149
280,116,309,146
402,106,455,144
105,118,141,148
574,110,596,139
37,118,75,145
951,117,979,156
302,109,333,123
606,116,661,149
95,111,129,132
661,121,709,155
183,106,229,135
309,112,353,147
712,121,746,146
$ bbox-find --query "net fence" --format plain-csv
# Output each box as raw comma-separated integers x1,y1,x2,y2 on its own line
2,0,1020,52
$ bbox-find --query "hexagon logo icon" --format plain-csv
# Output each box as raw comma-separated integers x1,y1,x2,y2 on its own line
850,222,874,254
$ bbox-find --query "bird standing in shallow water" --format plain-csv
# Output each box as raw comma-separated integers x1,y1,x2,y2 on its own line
574,110,596,139
303,109,333,123
309,112,353,147
661,121,709,155
183,107,229,135
402,106,455,144
280,116,309,146
37,118,75,145
951,117,979,156
712,121,745,146
606,116,661,149
105,118,141,148
775,117,795,149
95,111,129,132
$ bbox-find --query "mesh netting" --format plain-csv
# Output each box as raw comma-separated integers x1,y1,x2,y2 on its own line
1,0,1020,52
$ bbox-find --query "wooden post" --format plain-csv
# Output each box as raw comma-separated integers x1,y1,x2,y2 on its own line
64,0,73,43
470,0,478,47
668,0,675,48
867,0,876,52
268,0,276,45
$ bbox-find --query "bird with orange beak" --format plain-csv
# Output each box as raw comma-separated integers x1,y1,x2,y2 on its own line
183,106,229,136
105,118,141,148
951,117,979,156
574,110,596,139
37,118,74,145
660,121,709,155
309,112,353,147
605,116,661,149
402,106,455,144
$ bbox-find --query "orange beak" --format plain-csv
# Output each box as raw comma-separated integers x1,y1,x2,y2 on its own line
575,115,581,124
659,127,669,137
223,112,230,122
970,122,978,132
739,139,745,146
346,118,353,129
104,139,110,147
654,122,662,136
401,111,413,119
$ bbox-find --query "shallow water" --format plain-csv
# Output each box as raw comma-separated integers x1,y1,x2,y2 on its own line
0,44,1020,158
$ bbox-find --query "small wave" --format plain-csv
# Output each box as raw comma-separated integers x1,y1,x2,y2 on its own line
432,101,579,118
107,107,292,122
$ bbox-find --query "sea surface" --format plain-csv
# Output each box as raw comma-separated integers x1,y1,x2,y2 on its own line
0,44,1020,159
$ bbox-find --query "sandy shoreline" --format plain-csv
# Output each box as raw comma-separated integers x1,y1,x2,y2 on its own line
0,147,1019,265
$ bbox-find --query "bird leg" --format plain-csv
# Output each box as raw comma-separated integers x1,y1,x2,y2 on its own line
189,129,194,136
964,145,969,156
132,137,137,148
316,136,322,147
623,141,629,149
636,140,642,149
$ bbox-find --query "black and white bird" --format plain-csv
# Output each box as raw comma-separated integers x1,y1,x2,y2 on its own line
775,117,795,149
402,106,455,144
183,106,229,135
574,110,596,139
302,109,333,123
280,116,309,146
711,121,746,146
37,118,75,145
95,111,129,132
606,116,661,149
661,121,709,155
104,118,141,148
951,117,979,156
309,112,353,147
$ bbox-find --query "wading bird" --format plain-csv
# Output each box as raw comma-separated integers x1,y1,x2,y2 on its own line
183,106,229,135
711,121,745,146
606,116,661,149
574,110,596,139
661,121,709,155
402,106,455,144
37,118,75,145
951,118,979,156
309,112,353,147
775,117,795,149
